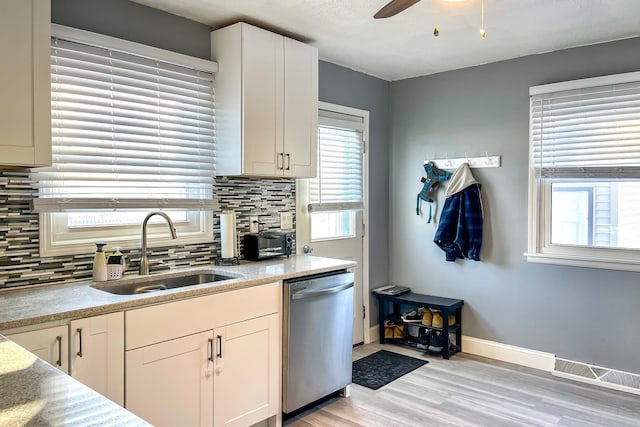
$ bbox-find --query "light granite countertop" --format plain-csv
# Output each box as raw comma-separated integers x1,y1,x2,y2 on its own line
0,255,355,330
0,335,149,426
0,255,354,426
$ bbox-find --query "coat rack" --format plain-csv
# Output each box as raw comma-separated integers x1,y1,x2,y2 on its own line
425,154,501,170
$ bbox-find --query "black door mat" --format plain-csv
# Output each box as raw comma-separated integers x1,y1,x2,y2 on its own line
352,350,428,390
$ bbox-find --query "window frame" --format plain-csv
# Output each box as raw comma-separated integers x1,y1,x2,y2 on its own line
526,71,640,272
38,25,217,257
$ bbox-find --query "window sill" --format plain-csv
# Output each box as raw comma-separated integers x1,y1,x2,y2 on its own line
524,252,640,272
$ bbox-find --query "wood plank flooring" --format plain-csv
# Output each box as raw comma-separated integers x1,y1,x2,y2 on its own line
284,343,640,427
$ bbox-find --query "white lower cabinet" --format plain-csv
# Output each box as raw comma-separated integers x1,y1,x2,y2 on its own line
214,314,279,427
125,282,281,427
126,331,214,427
70,312,124,405
6,325,69,373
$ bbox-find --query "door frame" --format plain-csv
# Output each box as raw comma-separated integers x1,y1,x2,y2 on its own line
295,101,371,344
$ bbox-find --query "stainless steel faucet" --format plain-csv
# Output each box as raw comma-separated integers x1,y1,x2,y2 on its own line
139,211,178,275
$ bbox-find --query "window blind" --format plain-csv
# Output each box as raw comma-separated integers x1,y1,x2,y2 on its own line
31,35,216,212
308,110,364,212
531,78,640,179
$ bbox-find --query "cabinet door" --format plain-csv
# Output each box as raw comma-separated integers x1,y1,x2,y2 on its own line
283,37,318,178
213,313,280,427
6,325,69,373
126,331,213,427
242,24,284,176
0,0,51,167
70,313,124,406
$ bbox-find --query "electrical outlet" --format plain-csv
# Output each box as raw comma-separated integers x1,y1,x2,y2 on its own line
280,212,293,230
249,216,259,233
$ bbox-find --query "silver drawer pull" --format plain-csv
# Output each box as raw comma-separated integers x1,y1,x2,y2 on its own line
76,328,83,357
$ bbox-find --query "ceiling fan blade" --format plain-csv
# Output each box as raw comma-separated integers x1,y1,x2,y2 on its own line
374,0,421,19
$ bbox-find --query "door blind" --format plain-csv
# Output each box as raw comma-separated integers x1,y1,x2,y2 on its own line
31,35,217,212
531,78,640,179
308,110,364,212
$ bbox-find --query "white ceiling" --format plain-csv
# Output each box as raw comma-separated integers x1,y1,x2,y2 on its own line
130,0,640,81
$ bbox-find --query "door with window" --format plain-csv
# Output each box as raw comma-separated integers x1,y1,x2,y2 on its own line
296,103,368,345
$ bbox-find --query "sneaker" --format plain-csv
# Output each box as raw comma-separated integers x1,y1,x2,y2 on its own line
401,310,423,323
427,331,446,353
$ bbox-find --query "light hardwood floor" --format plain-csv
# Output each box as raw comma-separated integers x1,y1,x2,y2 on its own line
284,343,640,427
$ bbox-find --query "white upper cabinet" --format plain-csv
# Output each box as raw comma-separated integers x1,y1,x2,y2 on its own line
0,0,51,167
212,22,318,178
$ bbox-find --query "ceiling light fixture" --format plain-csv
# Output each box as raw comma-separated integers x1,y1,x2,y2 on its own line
374,0,487,39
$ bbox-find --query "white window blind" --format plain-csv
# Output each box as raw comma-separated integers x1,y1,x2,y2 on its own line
531,77,640,179
31,31,216,212
308,110,364,212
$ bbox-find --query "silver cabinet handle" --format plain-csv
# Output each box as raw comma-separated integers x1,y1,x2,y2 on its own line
278,153,284,170
217,335,223,359
76,328,83,357
285,153,291,170
207,338,214,362
56,336,62,366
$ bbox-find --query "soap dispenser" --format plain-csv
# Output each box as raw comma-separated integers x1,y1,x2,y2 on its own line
92,242,108,282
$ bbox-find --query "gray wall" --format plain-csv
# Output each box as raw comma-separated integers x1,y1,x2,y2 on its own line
319,61,391,323
389,38,640,374
52,0,211,59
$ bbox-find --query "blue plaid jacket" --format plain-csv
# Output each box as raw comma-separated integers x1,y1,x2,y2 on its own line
433,183,483,261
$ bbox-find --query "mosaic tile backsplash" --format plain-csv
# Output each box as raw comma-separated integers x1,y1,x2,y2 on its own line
0,170,295,289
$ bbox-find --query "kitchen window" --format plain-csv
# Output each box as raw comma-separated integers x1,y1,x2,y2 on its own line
32,25,217,256
527,71,640,271
308,109,364,241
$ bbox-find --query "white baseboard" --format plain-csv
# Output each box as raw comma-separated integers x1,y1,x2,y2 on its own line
461,336,556,372
370,327,555,372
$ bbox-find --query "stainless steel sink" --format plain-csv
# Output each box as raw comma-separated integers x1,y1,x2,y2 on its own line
91,272,237,295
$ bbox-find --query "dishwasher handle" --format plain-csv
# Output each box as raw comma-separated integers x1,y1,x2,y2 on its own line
291,281,354,300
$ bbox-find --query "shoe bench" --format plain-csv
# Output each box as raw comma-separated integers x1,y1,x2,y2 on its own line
374,291,464,359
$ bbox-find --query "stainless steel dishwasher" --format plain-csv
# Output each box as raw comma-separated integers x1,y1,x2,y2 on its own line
283,270,354,414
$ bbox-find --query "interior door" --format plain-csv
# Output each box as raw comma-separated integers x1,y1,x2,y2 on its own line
296,103,368,345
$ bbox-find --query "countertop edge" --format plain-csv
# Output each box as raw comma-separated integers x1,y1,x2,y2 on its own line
0,256,356,331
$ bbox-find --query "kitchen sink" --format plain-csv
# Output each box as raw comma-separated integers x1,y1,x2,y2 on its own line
91,272,238,295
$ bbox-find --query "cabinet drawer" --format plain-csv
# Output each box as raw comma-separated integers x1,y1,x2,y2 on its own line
126,282,280,350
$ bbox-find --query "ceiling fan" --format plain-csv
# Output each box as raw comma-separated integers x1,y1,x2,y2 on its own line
374,0,467,19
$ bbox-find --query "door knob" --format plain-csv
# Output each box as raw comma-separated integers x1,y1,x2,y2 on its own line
303,245,313,254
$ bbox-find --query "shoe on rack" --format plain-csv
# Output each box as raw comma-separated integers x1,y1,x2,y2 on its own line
418,307,433,326
416,329,431,350
431,309,456,328
384,319,396,339
402,310,423,323
427,331,446,353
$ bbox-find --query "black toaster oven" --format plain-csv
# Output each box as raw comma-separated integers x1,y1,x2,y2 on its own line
243,231,293,260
